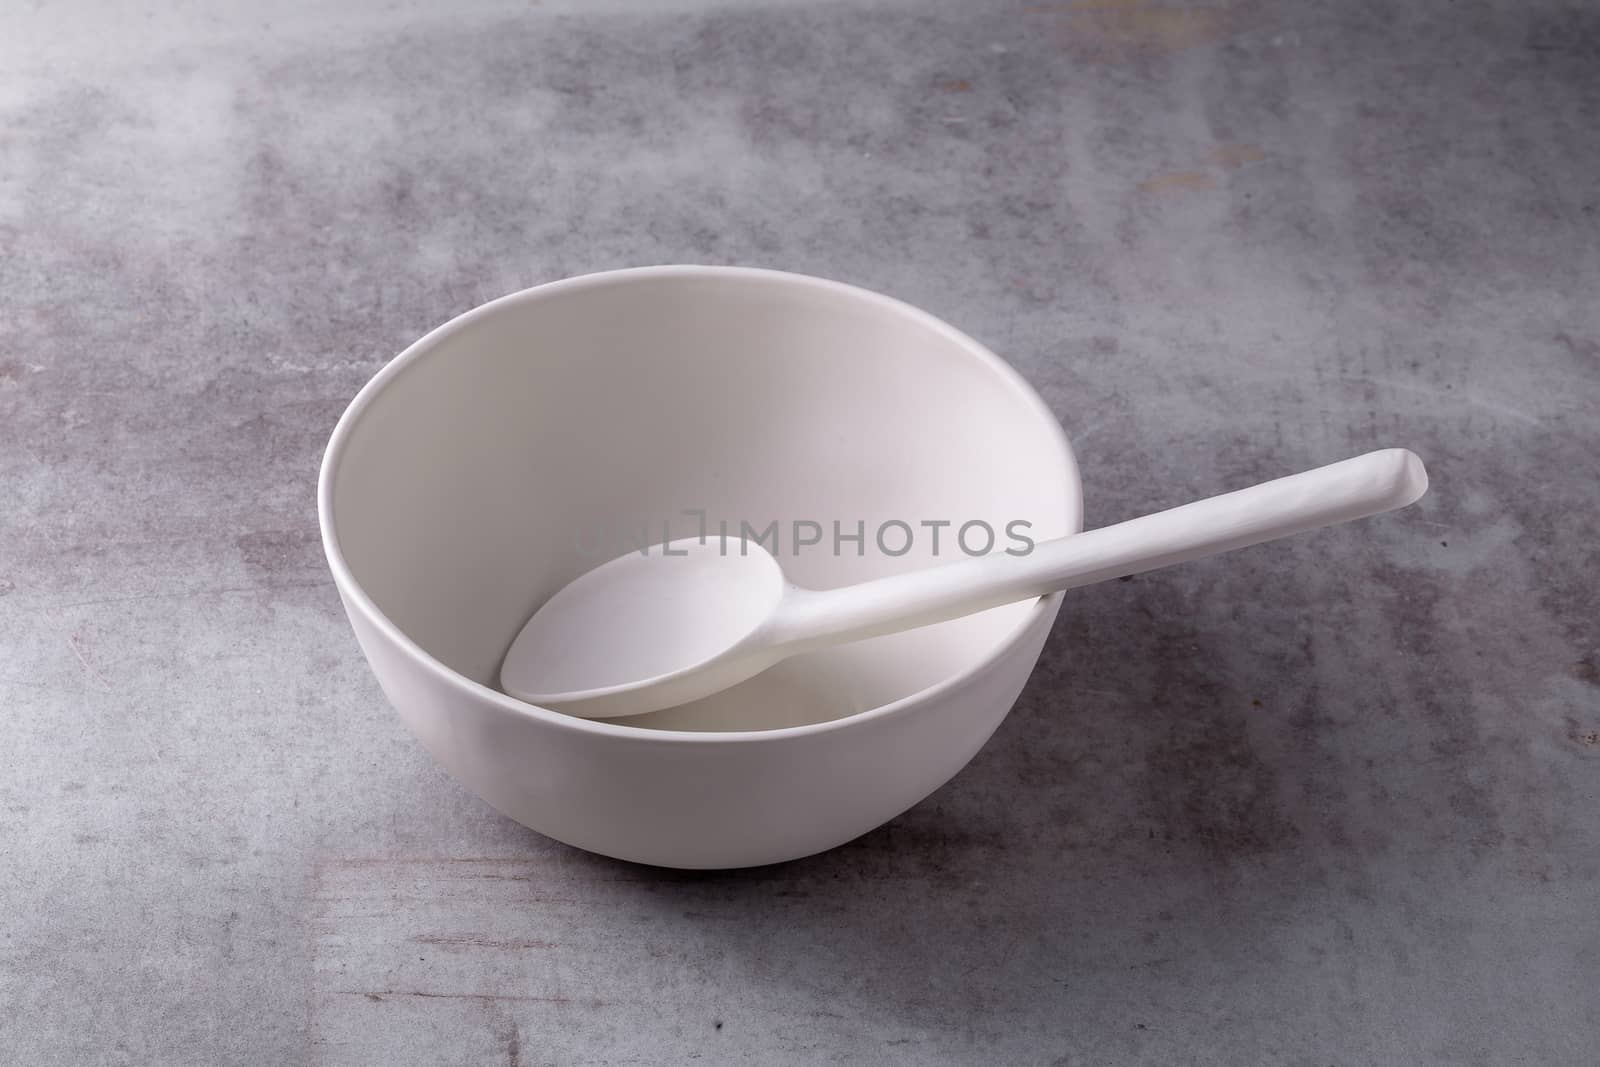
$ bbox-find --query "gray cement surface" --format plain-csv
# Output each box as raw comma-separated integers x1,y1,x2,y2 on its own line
3,1,1598,1063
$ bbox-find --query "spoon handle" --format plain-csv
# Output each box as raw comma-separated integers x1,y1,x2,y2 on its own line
772,448,1428,650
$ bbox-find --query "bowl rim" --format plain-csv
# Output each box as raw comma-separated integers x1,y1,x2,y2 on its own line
318,265,1083,744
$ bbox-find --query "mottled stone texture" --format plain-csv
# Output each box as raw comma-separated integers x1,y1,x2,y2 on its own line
2,0,1597,1063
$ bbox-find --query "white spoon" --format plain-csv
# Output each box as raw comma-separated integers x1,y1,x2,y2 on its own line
501,448,1428,719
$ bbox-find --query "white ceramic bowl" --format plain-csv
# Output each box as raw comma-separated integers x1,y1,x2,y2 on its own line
319,266,1081,868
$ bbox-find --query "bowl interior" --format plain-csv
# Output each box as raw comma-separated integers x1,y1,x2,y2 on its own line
325,268,1080,731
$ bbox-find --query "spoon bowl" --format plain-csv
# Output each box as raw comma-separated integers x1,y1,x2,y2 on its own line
500,537,789,710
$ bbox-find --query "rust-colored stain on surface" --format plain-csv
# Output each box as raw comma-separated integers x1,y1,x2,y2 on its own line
936,78,972,92
1140,142,1265,194
1207,142,1266,170
1027,0,1233,54
1139,169,1218,194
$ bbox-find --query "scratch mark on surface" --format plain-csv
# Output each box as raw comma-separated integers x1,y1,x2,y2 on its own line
66,633,111,690
49,579,335,611
1128,956,1175,969
333,989,600,1006
326,856,548,867
412,934,557,950
0,676,48,689
963,934,1024,976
